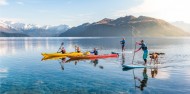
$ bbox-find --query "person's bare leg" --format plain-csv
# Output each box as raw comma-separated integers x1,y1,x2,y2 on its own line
144,59,147,65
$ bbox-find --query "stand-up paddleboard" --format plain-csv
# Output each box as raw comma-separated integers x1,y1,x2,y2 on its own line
112,51,133,54
122,64,161,69
122,64,146,69
122,67,134,71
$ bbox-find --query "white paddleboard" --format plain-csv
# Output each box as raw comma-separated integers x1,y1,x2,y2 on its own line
122,64,161,69
122,64,146,68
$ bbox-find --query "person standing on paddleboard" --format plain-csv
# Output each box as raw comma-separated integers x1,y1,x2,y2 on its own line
135,40,149,65
120,38,125,52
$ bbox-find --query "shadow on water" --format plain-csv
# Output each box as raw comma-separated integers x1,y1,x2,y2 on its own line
122,66,160,92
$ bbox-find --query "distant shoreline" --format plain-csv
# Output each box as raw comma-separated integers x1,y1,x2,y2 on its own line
0,36,190,39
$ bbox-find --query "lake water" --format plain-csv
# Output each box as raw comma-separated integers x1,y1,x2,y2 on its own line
0,37,190,94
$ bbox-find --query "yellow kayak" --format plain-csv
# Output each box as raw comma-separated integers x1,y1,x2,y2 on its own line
41,56,66,61
41,52,89,58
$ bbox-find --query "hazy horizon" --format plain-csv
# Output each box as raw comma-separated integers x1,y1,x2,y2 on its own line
1,0,190,27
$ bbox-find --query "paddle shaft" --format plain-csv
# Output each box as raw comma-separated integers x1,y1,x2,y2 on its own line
57,42,64,53
133,69,137,89
132,43,137,64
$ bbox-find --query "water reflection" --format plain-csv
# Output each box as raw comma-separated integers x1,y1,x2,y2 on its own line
90,59,99,67
135,68,148,91
59,58,66,71
1,37,190,56
122,66,162,91
151,67,158,78
0,38,50,56
1,37,190,93
42,57,105,70
66,58,105,70
0,67,8,79
121,53,125,65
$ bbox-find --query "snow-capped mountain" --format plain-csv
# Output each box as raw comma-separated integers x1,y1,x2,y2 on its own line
0,20,69,37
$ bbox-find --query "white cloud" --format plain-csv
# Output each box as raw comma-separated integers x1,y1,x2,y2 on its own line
0,18,24,22
38,10,50,13
127,0,190,22
0,0,8,6
16,1,24,5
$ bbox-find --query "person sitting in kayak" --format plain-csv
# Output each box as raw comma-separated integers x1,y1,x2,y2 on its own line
60,47,66,54
91,48,98,55
120,38,125,52
135,40,149,65
76,47,81,53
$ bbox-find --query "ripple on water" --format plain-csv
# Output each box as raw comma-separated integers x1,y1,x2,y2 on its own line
0,68,8,78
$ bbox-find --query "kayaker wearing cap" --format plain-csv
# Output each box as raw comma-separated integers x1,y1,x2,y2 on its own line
135,40,149,65
60,47,66,54
120,38,125,52
76,47,81,53
91,48,98,55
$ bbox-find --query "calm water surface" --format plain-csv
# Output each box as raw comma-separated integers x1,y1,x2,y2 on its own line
0,37,190,94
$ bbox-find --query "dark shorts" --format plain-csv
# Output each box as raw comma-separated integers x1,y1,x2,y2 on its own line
122,45,125,48
143,50,149,59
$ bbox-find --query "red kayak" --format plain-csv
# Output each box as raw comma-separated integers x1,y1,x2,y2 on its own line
67,54,119,59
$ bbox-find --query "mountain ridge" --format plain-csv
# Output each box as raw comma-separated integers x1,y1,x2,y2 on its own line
1,15,190,37
0,20,69,37
59,15,189,37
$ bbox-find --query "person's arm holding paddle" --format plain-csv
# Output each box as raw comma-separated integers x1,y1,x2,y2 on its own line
57,42,64,53
134,42,142,53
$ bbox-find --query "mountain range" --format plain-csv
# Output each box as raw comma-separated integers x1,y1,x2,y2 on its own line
1,15,190,37
60,16,189,37
0,20,69,37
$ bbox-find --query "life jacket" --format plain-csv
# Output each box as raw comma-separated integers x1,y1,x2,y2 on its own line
61,49,66,54
84,52,90,55
77,48,81,53
141,43,148,51
121,40,125,45
94,50,98,55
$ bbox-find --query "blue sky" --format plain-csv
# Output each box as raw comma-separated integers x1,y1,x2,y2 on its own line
0,0,190,26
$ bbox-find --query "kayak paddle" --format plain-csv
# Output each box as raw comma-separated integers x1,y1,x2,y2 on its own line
57,42,64,53
132,42,137,64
